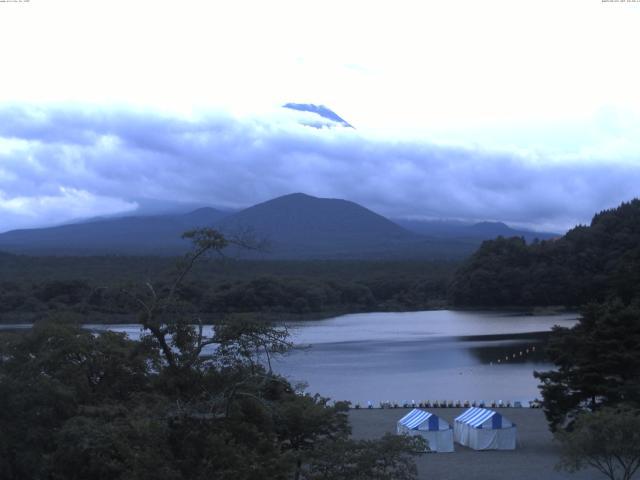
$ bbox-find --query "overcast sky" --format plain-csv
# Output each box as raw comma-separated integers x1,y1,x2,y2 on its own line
1,0,639,233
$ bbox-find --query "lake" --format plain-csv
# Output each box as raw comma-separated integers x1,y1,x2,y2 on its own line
1,310,577,405
274,310,578,405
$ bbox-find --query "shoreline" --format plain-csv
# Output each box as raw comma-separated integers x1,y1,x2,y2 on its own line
0,305,578,326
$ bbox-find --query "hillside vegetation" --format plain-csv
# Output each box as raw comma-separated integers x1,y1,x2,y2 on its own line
0,256,456,323
449,199,640,307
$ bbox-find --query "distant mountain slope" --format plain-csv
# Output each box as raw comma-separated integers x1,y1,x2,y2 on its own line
396,219,558,242
283,103,354,128
217,193,423,258
0,207,228,255
449,199,640,307
0,193,478,259
0,192,556,260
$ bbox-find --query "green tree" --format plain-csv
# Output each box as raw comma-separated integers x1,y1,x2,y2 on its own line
0,320,155,480
0,228,424,480
449,199,640,308
535,301,640,431
274,393,350,480
304,433,425,480
556,406,640,480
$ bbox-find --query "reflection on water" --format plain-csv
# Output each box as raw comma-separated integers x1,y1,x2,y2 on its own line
465,332,550,364
273,310,577,404
1,310,577,404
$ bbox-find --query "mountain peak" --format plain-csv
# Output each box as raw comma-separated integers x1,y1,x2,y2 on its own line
184,206,224,216
471,221,511,232
217,192,417,258
282,103,354,128
278,192,315,200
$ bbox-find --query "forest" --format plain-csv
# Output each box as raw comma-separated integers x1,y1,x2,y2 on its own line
2,199,640,324
2,200,640,478
0,256,456,324
0,229,426,479
449,199,640,307
447,199,640,478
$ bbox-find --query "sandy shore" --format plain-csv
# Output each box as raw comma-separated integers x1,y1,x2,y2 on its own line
349,408,599,480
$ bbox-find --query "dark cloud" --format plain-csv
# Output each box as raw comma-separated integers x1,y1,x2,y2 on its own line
0,104,638,233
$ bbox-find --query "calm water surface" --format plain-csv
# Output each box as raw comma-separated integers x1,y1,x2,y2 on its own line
2,310,577,404
275,310,578,405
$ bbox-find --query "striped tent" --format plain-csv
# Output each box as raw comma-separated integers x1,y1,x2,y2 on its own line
454,407,516,450
397,409,454,452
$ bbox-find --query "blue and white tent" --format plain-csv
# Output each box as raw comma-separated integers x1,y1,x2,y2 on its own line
454,407,516,450
397,409,454,452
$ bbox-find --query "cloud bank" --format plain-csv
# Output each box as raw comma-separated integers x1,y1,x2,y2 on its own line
0,104,638,233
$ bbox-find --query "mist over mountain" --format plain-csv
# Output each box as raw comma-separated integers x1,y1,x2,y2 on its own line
3,104,640,235
127,198,216,216
396,219,558,242
0,208,229,255
0,193,554,259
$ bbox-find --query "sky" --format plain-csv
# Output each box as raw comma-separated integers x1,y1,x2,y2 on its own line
1,0,639,233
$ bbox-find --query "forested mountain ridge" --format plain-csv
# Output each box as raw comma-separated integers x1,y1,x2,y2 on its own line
449,199,640,307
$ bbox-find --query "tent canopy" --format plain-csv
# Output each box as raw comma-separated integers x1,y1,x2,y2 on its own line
398,409,444,431
455,407,513,429
397,409,454,452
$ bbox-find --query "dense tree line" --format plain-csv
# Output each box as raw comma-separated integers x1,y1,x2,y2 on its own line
449,199,640,307
445,200,640,453
534,300,640,431
531,297,640,479
478,201,640,478
0,259,455,323
0,229,425,480
0,318,425,479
